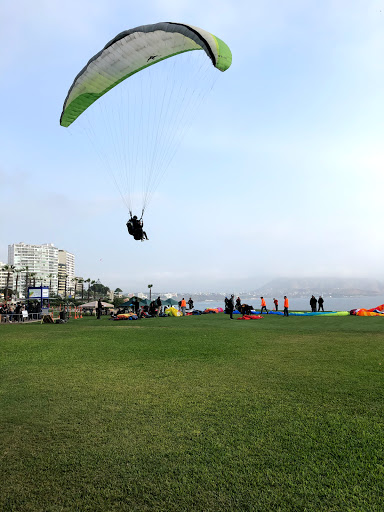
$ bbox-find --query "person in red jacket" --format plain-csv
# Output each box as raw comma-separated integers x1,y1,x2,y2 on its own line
260,297,268,314
273,298,278,311
284,296,289,316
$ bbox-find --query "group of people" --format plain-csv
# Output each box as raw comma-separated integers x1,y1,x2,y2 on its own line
310,295,324,312
177,298,194,315
261,296,290,316
113,296,195,318
113,296,195,319
225,295,290,318
0,302,30,322
271,297,289,316
225,295,326,318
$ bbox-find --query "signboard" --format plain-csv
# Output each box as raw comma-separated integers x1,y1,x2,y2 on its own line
28,287,49,299
29,288,42,298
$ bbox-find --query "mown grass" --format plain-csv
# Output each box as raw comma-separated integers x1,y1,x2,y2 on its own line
1,314,384,511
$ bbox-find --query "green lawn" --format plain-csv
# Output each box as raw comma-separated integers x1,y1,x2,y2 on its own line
1,314,384,511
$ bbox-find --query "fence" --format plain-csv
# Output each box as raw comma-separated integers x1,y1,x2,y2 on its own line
0,311,41,323
1,306,85,323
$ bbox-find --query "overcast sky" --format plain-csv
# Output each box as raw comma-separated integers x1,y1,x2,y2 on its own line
1,0,383,292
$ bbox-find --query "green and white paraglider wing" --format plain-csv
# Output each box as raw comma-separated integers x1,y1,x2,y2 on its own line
60,22,231,216
60,22,232,127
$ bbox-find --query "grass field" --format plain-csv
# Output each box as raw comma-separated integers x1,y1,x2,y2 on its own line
1,313,384,511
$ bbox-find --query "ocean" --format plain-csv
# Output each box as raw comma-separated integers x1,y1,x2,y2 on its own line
191,295,384,313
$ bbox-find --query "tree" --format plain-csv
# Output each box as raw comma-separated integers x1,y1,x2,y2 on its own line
72,277,79,299
47,273,54,295
1,287,14,300
115,288,123,294
91,280,96,300
62,273,68,299
24,266,30,297
78,278,84,300
30,273,36,287
113,297,125,307
14,267,24,299
2,264,15,304
84,278,91,301
90,282,110,298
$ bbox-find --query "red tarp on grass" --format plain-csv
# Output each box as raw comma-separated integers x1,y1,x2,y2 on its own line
237,315,263,320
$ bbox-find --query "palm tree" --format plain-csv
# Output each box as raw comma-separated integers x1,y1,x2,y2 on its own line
26,272,36,297
148,284,153,301
14,267,25,299
2,264,15,304
78,278,84,300
62,273,68,299
30,273,36,287
24,266,30,297
72,277,79,300
91,280,96,300
84,278,91,301
47,273,54,295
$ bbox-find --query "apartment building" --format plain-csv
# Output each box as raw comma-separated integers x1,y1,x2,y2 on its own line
8,243,60,296
57,250,75,297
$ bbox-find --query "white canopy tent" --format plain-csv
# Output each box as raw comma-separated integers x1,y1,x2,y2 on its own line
78,301,114,309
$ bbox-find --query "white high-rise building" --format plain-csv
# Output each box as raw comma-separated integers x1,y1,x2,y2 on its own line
58,250,75,297
8,243,59,296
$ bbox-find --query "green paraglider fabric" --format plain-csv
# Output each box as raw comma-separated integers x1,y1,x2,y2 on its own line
60,22,232,127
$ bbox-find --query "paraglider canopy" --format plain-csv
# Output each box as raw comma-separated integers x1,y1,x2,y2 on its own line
60,22,232,127
60,22,232,218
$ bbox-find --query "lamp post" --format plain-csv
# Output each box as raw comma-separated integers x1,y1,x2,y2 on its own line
148,284,153,301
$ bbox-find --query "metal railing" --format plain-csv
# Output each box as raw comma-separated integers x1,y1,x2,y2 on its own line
0,312,41,323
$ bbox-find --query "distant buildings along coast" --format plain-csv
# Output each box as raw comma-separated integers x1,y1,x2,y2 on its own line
4,242,75,298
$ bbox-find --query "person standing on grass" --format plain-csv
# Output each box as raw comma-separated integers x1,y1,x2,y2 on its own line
318,296,324,312
310,295,317,312
7,305,14,323
15,302,21,322
260,297,268,314
156,296,162,316
228,294,235,319
188,297,194,310
21,304,27,322
284,296,289,316
273,298,278,311
97,298,102,319
180,298,187,316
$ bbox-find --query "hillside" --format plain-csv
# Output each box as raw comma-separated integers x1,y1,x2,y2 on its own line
254,277,384,298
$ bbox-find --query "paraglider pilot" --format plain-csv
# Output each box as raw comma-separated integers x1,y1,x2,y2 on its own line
126,215,148,241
